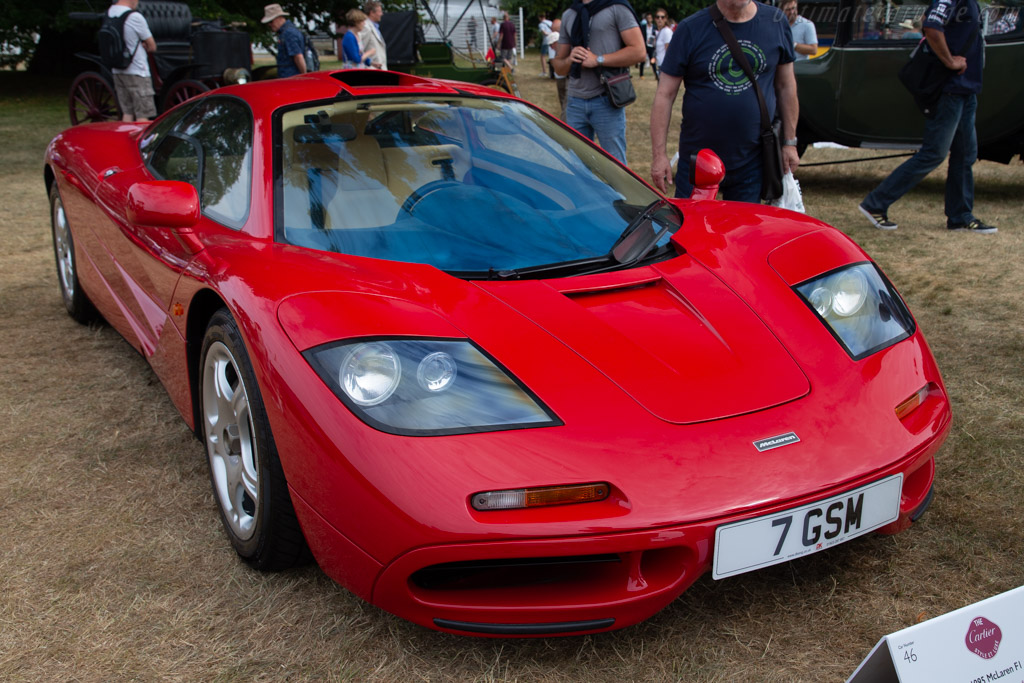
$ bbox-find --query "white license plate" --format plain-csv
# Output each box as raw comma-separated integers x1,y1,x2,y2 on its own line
712,474,903,580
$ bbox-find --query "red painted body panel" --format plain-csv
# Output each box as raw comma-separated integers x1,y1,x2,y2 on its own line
44,70,952,636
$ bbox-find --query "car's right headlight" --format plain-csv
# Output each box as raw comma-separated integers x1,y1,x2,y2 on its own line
304,338,561,435
795,262,915,359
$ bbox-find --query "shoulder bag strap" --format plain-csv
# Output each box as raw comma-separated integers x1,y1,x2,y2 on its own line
708,3,772,135
123,9,142,61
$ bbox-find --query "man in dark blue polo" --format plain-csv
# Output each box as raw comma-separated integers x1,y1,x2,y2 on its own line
262,3,307,78
859,0,996,233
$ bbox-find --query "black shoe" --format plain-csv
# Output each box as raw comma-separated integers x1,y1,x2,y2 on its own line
947,218,998,234
858,204,898,230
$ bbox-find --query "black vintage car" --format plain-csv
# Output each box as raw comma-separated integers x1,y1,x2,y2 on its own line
69,0,252,124
795,0,1024,163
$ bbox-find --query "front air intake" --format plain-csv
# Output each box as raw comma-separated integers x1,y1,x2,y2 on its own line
411,554,621,591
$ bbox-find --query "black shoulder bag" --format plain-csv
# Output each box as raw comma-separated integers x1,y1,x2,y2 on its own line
708,4,784,201
601,68,637,108
898,27,980,118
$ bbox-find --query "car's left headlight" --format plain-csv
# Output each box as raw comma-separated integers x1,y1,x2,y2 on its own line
795,262,915,359
304,338,561,435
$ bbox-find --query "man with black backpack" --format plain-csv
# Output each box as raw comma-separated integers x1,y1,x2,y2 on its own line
859,0,995,234
103,0,157,121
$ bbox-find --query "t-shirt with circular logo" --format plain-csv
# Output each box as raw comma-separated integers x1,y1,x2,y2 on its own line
660,4,794,171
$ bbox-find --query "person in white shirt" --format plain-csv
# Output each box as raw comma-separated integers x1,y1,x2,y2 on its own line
653,8,673,68
107,0,157,121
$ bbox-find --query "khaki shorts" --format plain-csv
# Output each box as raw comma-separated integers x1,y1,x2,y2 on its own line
113,74,156,120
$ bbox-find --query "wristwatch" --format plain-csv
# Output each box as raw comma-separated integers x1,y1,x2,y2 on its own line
783,138,799,146
596,54,605,65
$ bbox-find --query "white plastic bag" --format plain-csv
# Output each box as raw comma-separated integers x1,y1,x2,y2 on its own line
771,171,805,213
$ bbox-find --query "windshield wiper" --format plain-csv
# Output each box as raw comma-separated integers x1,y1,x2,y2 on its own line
609,199,675,266
480,255,614,280
611,199,666,248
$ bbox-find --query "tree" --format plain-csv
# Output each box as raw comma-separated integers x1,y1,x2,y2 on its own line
1,0,75,70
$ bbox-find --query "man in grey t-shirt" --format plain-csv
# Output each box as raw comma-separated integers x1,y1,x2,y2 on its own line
552,0,646,164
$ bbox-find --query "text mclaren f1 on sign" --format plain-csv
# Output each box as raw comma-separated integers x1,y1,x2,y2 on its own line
44,68,951,637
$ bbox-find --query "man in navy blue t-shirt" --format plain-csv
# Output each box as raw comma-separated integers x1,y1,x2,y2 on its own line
650,0,799,202
859,0,995,233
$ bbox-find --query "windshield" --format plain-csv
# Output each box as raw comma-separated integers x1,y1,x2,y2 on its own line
276,97,678,276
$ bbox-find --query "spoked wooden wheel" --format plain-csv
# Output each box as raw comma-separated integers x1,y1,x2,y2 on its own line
161,79,210,112
69,71,120,125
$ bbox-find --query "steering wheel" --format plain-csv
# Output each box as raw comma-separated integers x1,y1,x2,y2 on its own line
400,180,464,214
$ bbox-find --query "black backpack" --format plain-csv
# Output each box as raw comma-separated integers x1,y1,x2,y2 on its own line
98,9,139,70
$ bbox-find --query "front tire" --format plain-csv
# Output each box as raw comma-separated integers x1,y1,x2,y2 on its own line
50,183,97,323
200,309,309,570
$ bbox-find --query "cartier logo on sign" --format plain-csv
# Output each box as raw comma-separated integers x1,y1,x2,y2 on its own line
965,616,1002,659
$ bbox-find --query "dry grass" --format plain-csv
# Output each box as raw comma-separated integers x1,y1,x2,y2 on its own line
1,68,1023,681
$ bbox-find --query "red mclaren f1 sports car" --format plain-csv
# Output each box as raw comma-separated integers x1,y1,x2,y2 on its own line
44,69,951,637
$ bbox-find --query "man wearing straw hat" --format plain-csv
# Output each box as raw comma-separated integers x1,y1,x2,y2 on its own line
261,3,307,77
900,18,923,39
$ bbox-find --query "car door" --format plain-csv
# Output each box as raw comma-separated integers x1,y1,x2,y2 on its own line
833,0,928,144
110,95,254,357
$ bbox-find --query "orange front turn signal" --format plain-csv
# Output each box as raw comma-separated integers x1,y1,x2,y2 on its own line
472,483,610,511
895,383,936,421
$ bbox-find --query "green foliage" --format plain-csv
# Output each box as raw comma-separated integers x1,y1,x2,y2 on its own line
1,0,78,69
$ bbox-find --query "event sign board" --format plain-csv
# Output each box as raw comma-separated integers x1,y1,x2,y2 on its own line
848,586,1024,683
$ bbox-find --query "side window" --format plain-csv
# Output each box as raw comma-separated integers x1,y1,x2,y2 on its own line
412,109,467,144
985,5,1021,39
139,104,192,163
147,96,254,229
850,1,928,42
149,134,202,187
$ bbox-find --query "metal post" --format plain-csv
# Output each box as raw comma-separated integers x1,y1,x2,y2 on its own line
518,7,524,64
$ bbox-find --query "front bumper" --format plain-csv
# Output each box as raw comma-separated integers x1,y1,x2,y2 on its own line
315,440,939,637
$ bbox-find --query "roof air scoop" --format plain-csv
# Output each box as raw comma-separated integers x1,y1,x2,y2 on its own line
330,69,454,93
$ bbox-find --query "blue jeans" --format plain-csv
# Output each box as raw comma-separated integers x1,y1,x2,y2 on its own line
863,93,978,226
674,152,762,203
566,94,628,165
